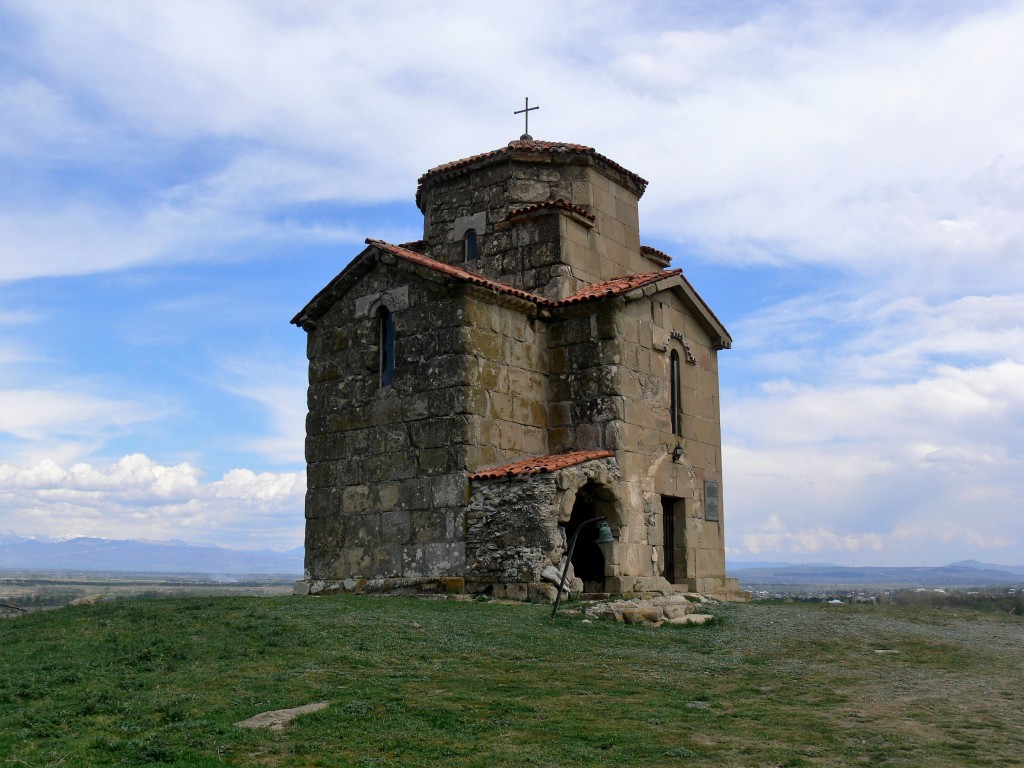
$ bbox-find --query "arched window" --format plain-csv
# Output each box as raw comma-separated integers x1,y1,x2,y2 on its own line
378,306,395,387
464,229,478,261
670,349,681,435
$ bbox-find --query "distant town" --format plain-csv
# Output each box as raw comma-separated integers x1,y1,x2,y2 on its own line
731,560,1023,612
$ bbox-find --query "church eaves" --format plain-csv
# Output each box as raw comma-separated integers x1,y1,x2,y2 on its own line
640,245,672,267
508,198,596,222
416,139,649,211
469,449,615,480
558,271,682,305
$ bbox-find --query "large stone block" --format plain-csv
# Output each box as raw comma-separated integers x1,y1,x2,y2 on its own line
346,514,381,547
381,509,411,544
372,544,403,577
375,482,400,511
342,485,371,514
303,487,339,524
424,542,465,574
432,474,468,507
490,391,514,421
419,447,455,475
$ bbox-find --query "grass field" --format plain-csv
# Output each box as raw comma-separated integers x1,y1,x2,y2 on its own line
1,595,1022,766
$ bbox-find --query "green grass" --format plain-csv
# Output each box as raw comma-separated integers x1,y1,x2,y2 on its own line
1,596,1022,766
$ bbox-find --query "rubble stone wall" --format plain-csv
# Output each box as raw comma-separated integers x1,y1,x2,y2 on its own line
465,457,621,591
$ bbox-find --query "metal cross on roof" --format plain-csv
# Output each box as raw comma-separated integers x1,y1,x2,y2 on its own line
514,97,539,140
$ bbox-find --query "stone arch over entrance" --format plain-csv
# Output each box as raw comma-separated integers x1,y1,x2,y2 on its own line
561,480,618,592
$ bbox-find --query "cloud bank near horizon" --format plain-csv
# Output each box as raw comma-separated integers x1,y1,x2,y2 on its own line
0,453,304,551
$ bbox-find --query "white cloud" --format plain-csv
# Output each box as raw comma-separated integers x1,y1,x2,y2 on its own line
723,357,1024,564
215,357,308,465
630,4,1024,285
0,76,100,156
0,182,368,281
729,360,1024,448
0,388,155,441
0,453,305,549
742,526,885,557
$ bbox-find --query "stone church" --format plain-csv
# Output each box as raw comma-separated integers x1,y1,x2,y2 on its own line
292,133,742,600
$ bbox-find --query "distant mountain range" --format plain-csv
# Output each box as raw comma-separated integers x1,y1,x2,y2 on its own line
3,536,1020,586
727,559,1024,587
0,535,303,576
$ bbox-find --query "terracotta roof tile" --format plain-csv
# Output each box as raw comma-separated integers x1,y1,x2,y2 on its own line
365,239,555,307
509,198,595,222
371,240,682,309
558,270,681,305
469,449,615,480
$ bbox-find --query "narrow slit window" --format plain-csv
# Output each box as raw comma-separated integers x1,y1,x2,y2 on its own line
464,229,478,261
670,349,681,435
379,306,395,387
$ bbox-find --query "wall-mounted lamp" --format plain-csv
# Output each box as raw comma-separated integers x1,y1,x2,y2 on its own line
672,445,684,463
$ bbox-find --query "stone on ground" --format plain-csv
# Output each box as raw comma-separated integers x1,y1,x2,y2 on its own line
234,702,329,731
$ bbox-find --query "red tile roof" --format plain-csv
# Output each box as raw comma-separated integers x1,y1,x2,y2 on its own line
292,239,697,327
509,198,596,222
370,241,681,308
558,270,681,305
469,449,615,480
416,139,648,209
365,239,556,307
369,241,683,309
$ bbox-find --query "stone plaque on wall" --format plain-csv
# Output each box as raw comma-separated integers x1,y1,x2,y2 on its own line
704,480,720,522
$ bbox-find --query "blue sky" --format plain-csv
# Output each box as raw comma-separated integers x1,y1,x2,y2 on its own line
1,1,1021,564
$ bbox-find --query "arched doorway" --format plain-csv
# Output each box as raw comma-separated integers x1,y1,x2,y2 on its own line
562,482,616,593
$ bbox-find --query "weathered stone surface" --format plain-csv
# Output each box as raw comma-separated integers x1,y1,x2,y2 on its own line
234,702,329,731
541,564,565,587
528,583,558,603
622,606,664,624
582,596,716,627
665,614,714,625
662,604,697,620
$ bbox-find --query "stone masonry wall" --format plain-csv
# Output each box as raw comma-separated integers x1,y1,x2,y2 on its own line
423,158,586,298
303,259,471,582
459,294,549,472
420,153,663,301
547,303,624,455
613,290,728,591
